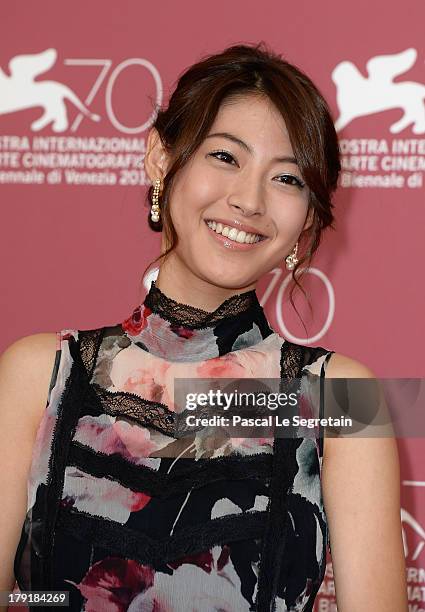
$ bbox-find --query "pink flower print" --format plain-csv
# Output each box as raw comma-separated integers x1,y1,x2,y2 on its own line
130,491,152,512
65,557,154,612
112,420,158,458
122,365,168,405
196,353,248,379
62,467,151,522
109,347,177,409
73,415,162,465
122,304,152,336
127,545,250,611
169,324,195,339
167,545,231,574
228,438,274,453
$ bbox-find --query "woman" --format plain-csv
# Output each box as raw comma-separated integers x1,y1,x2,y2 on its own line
0,43,407,611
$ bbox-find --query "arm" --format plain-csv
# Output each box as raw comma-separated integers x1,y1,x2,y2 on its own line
0,333,57,611
321,353,408,611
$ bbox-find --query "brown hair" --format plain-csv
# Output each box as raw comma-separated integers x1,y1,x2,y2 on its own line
142,41,341,326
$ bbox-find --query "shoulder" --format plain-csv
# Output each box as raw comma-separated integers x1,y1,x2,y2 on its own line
325,351,376,378
320,352,399,496
0,332,59,376
0,333,59,426
321,352,384,459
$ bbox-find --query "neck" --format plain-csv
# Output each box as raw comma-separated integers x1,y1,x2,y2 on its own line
154,257,258,312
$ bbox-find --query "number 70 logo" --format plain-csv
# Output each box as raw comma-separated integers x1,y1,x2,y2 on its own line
65,56,163,133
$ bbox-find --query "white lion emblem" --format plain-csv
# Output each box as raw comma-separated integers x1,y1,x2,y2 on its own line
0,48,100,132
332,48,425,134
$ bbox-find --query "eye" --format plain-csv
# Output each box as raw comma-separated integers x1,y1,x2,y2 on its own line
208,150,237,165
276,174,305,189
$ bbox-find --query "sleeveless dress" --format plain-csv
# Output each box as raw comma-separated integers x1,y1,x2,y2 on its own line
14,281,334,612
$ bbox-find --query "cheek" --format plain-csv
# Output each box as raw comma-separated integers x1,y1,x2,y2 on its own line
272,196,309,235
185,166,224,203
170,168,222,226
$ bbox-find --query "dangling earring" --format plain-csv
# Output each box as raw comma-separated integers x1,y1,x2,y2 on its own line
150,178,161,223
285,242,299,270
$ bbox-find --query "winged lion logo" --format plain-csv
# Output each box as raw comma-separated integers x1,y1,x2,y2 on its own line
0,48,100,132
332,48,425,134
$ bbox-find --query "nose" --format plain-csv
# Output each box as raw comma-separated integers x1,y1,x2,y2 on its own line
227,174,265,217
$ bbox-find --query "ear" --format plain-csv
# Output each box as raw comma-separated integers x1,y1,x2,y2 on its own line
144,127,170,185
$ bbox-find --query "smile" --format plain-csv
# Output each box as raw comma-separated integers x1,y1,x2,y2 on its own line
204,219,267,245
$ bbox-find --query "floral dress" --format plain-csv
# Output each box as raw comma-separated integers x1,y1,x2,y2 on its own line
14,281,334,611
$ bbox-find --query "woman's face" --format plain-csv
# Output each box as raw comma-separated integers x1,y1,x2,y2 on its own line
148,93,312,292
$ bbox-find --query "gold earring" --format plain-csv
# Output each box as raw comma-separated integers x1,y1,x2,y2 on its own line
285,242,299,270
151,178,161,223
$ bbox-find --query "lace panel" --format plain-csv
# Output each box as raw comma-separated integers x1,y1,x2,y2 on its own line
78,329,104,380
85,380,281,440
86,383,177,435
143,280,262,329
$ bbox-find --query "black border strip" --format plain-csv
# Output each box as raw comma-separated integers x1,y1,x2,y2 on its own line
318,351,335,458
68,441,273,496
41,330,105,588
255,340,303,611
56,506,267,567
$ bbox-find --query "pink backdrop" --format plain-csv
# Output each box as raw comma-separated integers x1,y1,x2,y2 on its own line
1,1,424,608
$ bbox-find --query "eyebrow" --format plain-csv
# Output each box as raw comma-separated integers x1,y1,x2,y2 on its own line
205,131,298,165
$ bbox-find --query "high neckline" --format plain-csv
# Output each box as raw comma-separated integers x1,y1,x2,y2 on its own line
122,280,275,362
143,280,262,330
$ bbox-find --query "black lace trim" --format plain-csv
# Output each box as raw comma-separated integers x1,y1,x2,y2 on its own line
143,280,264,329
55,506,267,567
79,328,104,381
85,381,276,439
68,441,273,496
86,382,177,436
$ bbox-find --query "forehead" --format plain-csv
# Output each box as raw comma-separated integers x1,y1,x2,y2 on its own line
208,93,292,150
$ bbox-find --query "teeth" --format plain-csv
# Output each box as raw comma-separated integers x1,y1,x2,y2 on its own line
206,220,263,244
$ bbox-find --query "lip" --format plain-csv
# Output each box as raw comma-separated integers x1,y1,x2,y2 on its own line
204,217,268,238
204,219,269,251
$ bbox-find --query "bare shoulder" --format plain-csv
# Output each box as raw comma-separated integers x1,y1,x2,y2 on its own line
325,351,376,379
322,351,388,459
1,331,58,360
0,332,58,425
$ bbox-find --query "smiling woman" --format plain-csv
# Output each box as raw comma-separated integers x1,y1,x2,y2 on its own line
1,42,407,612
142,44,339,313
143,96,315,309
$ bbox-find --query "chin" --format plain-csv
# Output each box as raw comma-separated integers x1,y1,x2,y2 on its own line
199,270,260,291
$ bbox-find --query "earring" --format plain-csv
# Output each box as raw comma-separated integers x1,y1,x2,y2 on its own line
285,242,299,270
151,178,161,223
